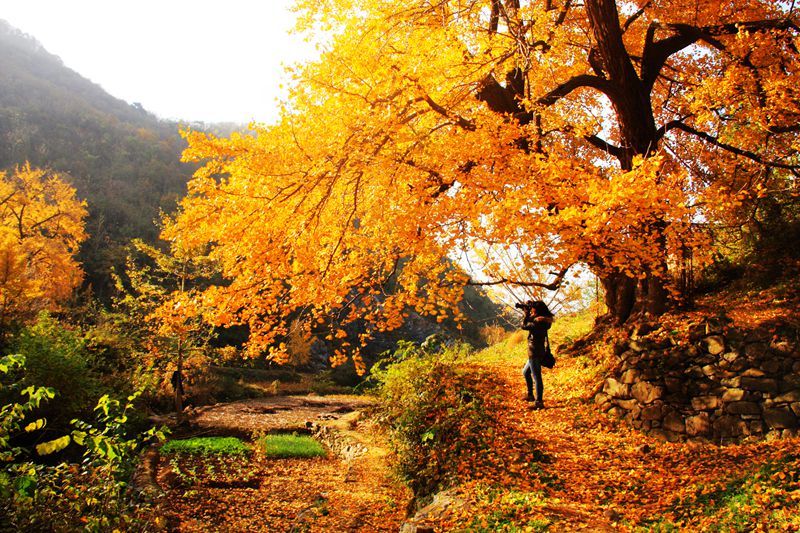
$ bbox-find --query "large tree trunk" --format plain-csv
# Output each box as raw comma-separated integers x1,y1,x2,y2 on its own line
645,267,669,316
588,0,669,323
585,0,657,170
601,271,669,324
601,272,637,324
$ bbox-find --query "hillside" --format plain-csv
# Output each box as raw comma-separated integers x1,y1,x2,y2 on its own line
0,19,195,295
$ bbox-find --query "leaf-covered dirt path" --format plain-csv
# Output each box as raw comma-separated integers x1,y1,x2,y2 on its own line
157,395,411,532
467,351,800,531
156,353,799,531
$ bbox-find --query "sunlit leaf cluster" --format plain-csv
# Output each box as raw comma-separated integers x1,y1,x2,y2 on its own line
0,164,87,328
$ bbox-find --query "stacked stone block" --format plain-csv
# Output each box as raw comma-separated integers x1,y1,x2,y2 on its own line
594,317,800,444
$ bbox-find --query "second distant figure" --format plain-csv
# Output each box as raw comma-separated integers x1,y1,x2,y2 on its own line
519,300,554,410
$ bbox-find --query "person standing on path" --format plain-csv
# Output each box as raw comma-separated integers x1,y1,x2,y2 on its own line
521,300,554,409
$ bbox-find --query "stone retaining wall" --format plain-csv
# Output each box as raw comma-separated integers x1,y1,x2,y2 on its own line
594,316,800,443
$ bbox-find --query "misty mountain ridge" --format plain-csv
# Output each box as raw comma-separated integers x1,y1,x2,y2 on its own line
0,18,202,295
0,18,167,128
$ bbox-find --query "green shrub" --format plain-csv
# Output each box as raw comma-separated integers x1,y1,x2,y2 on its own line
0,354,55,461
5,313,102,425
0,357,167,531
256,434,326,458
161,436,251,456
371,341,504,499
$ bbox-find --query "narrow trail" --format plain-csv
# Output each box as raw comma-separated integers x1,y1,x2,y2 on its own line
483,353,799,530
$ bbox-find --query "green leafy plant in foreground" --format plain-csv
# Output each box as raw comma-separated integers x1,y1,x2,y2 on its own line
256,434,326,458
1,354,167,531
0,354,55,462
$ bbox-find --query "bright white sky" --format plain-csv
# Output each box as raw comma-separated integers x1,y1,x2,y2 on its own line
2,0,317,124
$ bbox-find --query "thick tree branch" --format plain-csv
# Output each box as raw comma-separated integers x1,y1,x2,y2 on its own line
489,0,500,33
660,120,800,170
536,74,619,106
554,0,573,26
477,74,523,115
584,134,623,158
642,18,799,91
767,123,800,134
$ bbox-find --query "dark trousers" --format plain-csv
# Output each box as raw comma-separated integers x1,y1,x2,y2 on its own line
522,357,543,401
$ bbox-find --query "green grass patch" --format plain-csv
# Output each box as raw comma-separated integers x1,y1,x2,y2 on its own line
549,304,598,346
161,436,251,456
256,434,326,458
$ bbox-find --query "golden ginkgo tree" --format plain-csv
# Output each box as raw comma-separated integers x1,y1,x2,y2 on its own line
165,0,800,365
0,164,87,332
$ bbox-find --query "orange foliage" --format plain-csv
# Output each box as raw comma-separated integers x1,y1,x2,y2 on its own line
0,163,87,327
164,0,800,361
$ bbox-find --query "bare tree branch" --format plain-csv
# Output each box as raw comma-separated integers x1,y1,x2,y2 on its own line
622,1,651,33
417,91,476,131
467,266,571,291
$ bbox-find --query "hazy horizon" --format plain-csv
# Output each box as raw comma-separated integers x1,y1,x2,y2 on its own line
1,1,317,124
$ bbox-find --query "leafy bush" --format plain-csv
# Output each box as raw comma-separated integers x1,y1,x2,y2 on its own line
0,356,166,531
371,341,504,499
0,354,55,461
161,436,251,456
643,453,800,531
467,486,550,532
5,313,102,425
256,434,326,458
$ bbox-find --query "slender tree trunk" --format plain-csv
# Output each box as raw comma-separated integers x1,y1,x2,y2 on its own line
174,338,184,414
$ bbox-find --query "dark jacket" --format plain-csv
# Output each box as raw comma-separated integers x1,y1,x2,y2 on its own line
522,317,551,360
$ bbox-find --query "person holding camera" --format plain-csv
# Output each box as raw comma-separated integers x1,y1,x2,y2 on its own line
518,300,554,409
